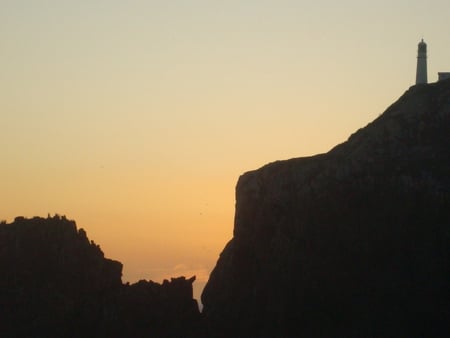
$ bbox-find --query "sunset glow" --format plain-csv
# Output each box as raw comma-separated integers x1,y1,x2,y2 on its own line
2,0,450,300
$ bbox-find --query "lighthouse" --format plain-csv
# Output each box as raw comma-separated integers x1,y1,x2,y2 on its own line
416,39,427,84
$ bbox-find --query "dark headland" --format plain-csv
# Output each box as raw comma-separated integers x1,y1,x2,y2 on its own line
202,79,450,337
0,215,201,338
2,79,450,337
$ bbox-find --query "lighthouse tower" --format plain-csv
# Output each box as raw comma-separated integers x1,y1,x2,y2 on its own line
416,39,427,84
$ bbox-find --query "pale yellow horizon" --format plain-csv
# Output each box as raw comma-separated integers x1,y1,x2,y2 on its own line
2,0,450,301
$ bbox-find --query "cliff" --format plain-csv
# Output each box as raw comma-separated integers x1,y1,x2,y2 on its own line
202,80,450,337
0,215,201,338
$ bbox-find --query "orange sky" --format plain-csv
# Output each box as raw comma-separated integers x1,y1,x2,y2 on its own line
2,0,450,301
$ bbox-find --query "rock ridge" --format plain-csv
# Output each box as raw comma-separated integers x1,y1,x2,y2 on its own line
0,215,201,338
202,81,450,337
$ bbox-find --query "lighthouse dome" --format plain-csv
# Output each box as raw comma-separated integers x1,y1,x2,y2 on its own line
418,39,427,53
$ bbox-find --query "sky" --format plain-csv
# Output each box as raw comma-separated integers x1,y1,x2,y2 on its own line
1,0,450,302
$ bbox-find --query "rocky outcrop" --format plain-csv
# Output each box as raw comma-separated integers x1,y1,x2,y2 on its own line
115,277,201,337
0,215,201,338
202,80,450,337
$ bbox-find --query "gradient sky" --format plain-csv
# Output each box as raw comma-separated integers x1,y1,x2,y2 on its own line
2,0,450,301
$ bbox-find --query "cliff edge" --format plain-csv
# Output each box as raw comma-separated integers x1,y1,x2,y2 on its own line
202,81,450,337
0,215,201,338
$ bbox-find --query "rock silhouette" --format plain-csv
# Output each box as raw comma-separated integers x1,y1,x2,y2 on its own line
0,215,201,338
202,80,450,337
2,80,450,337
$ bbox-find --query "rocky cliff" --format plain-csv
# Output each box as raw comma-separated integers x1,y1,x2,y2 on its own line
0,215,201,338
202,80,450,337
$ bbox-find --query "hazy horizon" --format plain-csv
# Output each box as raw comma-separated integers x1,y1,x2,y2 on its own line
2,0,450,300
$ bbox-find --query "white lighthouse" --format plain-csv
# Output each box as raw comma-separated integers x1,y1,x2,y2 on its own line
416,39,427,84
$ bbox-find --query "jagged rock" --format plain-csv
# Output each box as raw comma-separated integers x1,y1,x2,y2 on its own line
113,276,201,338
0,216,201,338
202,81,450,337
